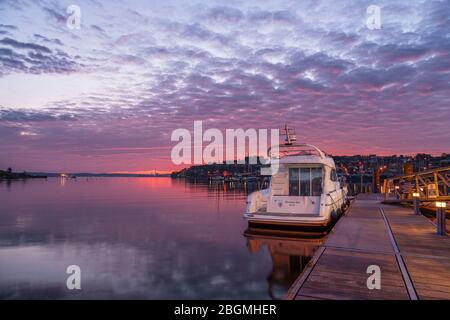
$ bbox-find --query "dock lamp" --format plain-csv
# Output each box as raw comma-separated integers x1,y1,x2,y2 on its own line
436,202,447,236
412,193,420,215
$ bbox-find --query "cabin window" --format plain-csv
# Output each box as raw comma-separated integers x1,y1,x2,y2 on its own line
330,169,338,182
289,167,323,196
311,168,323,196
300,168,311,196
289,168,300,196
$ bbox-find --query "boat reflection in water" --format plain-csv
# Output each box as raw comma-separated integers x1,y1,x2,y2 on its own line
244,227,325,299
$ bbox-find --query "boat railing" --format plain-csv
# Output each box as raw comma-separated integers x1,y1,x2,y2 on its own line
268,143,327,160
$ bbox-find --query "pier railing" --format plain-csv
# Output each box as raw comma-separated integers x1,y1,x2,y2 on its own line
383,166,450,202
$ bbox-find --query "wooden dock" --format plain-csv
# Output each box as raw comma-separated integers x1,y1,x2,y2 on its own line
286,193,450,300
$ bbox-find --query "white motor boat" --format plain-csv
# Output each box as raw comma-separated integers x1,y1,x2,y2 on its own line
244,126,348,228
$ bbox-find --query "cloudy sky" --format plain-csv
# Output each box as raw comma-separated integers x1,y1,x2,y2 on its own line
0,0,449,172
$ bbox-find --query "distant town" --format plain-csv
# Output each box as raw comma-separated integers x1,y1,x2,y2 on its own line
171,153,450,182
1,153,449,182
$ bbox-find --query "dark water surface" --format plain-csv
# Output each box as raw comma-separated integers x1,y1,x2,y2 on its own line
0,177,323,299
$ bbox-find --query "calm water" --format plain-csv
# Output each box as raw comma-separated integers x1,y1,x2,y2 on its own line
0,177,323,299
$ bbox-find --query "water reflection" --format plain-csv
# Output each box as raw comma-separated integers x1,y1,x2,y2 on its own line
244,228,325,299
0,177,325,299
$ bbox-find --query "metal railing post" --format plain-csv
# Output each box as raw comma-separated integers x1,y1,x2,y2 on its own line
436,202,447,236
413,196,420,215
383,179,388,201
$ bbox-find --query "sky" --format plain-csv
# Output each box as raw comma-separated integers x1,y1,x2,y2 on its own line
0,0,449,173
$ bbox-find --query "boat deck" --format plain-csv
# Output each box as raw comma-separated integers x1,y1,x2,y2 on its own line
286,193,450,300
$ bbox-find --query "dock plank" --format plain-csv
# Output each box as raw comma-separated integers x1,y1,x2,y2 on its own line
326,217,393,253
299,248,409,300
403,255,450,300
288,194,450,300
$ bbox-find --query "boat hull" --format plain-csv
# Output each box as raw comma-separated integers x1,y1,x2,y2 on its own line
243,213,332,227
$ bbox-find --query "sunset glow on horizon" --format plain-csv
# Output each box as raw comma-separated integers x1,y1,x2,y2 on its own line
0,0,449,173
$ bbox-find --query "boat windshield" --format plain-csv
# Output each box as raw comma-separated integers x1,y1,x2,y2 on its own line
289,168,323,196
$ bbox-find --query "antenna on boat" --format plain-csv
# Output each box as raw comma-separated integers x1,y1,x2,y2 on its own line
283,123,296,145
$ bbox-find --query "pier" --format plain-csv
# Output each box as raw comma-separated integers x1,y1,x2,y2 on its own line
286,193,450,300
